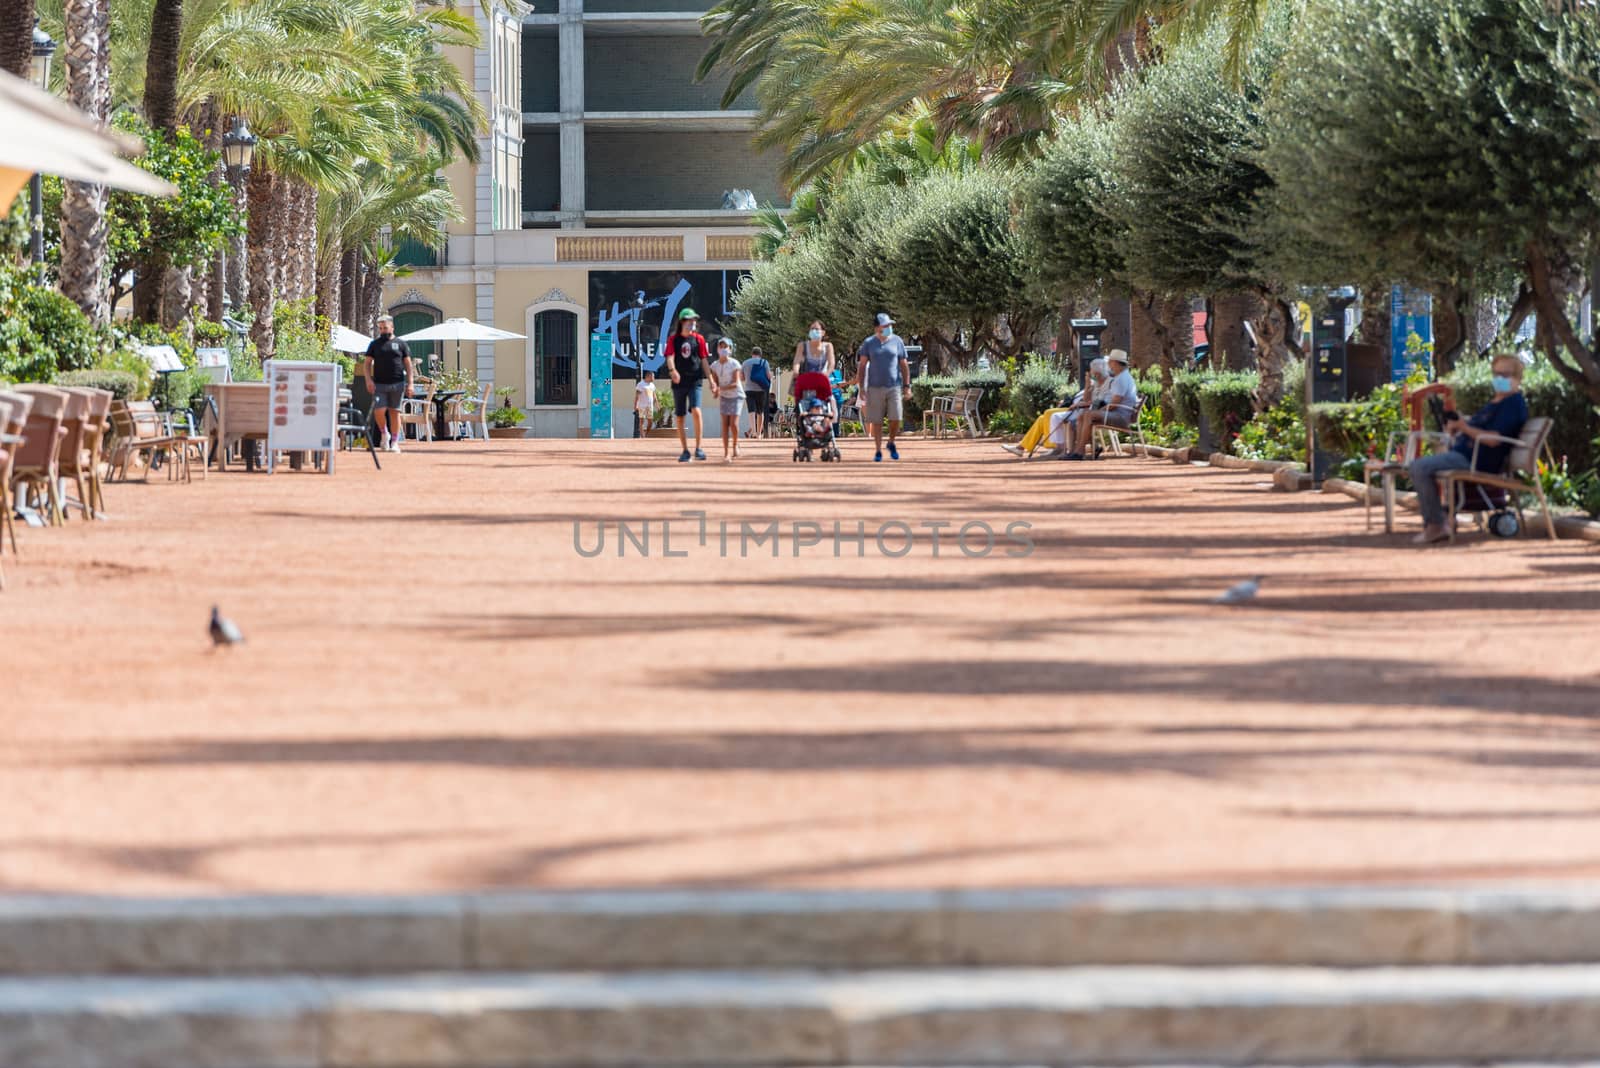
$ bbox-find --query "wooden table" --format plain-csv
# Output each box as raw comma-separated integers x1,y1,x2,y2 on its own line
204,383,269,472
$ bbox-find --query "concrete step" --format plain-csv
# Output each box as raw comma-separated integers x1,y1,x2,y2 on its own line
4,888,1600,976
6,965,1600,1066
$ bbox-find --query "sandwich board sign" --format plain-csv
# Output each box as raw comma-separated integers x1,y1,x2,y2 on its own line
264,360,340,474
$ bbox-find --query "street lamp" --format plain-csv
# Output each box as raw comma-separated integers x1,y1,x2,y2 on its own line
29,18,56,269
219,117,257,309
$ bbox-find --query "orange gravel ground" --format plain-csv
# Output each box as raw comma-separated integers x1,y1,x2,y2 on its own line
2,436,1598,895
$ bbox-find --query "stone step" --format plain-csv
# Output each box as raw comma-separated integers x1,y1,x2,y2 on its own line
6,965,1600,1066
4,888,1600,976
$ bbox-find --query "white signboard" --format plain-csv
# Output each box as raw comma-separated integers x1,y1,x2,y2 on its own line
136,343,183,373
264,360,340,474
196,347,231,383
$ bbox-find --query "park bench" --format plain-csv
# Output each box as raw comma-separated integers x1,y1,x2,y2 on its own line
924,386,985,438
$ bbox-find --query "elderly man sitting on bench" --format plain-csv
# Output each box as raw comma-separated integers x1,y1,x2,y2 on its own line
1001,358,1109,461
1063,349,1137,461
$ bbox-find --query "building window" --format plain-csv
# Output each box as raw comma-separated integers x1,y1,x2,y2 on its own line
534,309,577,405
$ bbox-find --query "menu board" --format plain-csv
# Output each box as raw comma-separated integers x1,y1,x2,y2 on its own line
264,360,340,474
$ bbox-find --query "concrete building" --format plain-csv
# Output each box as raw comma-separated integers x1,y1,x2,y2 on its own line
385,0,783,437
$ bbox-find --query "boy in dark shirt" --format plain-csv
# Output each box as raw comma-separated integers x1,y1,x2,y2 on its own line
1408,355,1529,544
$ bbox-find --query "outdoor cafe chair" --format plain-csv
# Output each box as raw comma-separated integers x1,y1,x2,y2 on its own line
399,377,437,442
60,386,113,517
449,381,492,439
8,385,70,526
108,400,181,482
0,390,34,555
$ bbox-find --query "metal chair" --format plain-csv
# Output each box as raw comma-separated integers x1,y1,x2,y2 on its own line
1091,395,1149,458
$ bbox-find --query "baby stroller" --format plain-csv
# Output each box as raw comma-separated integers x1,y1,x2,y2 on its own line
791,371,841,462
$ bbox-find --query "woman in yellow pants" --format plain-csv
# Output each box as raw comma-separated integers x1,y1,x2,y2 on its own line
1002,358,1107,459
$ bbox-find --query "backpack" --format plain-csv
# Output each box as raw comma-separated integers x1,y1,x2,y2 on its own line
747,358,771,390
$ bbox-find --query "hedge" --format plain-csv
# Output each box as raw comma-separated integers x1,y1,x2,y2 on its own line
55,369,139,401
1197,371,1259,452
1009,356,1074,423
1171,370,1206,427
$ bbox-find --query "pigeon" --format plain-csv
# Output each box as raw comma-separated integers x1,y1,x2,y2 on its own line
209,605,244,648
1213,575,1264,605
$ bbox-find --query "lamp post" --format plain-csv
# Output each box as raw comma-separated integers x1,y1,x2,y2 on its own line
219,116,257,311
29,18,56,271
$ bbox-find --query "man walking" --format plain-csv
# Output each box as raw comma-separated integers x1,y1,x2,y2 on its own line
363,315,413,453
855,312,912,461
741,345,773,437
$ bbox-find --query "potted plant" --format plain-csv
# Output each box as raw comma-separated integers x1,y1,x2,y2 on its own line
488,386,527,439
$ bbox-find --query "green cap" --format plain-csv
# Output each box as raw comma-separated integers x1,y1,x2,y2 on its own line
678,307,699,320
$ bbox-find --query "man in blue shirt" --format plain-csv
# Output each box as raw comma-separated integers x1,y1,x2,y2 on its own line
1408,354,1529,545
855,312,912,461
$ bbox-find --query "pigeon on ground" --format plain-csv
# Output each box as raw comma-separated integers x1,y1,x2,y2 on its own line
209,605,244,647
1213,576,1265,605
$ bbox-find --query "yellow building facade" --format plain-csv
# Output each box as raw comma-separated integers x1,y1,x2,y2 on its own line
384,0,772,437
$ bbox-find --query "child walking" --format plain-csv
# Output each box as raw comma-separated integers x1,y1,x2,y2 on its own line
711,338,745,462
634,369,656,438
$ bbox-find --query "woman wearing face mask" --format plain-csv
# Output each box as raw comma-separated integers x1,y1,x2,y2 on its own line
1407,354,1528,544
793,320,835,380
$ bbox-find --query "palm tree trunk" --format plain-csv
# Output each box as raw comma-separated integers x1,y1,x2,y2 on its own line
0,0,35,80
316,255,340,325
248,164,277,359
143,0,183,135
341,247,359,327
59,0,110,327
270,178,294,306
361,257,384,334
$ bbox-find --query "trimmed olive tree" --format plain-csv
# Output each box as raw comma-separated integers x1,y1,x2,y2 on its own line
1106,21,1296,407
883,168,1052,364
1262,0,1600,403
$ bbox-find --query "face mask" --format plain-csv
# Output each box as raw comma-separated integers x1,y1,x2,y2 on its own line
1492,374,1515,392
880,326,894,339
809,329,823,341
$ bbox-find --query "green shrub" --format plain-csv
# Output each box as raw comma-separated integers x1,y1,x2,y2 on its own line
0,265,105,381
89,345,154,399
1447,356,1599,474
54,369,139,400
1311,381,1409,461
1197,371,1259,452
1171,370,1206,427
986,409,1029,435
1008,355,1073,423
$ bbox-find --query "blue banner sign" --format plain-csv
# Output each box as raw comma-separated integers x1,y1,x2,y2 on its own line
1390,285,1434,382
589,332,614,439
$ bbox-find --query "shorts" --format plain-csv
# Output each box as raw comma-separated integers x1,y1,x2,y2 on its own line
719,392,745,417
671,382,701,418
863,385,904,424
371,382,406,410
1088,407,1133,430
745,389,768,417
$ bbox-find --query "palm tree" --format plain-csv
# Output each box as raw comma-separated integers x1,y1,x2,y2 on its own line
0,0,36,81
58,0,110,326
142,0,180,131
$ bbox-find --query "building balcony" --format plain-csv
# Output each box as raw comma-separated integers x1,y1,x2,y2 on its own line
583,110,757,130
581,11,704,33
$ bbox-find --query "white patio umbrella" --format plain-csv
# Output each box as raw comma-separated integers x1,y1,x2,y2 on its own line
330,324,374,354
0,69,175,204
397,317,527,372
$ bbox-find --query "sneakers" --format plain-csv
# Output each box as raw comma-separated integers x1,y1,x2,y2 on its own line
678,450,692,462
874,450,883,462
1000,444,1025,457
694,448,707,461
887,441,899,461
388,438,402,454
